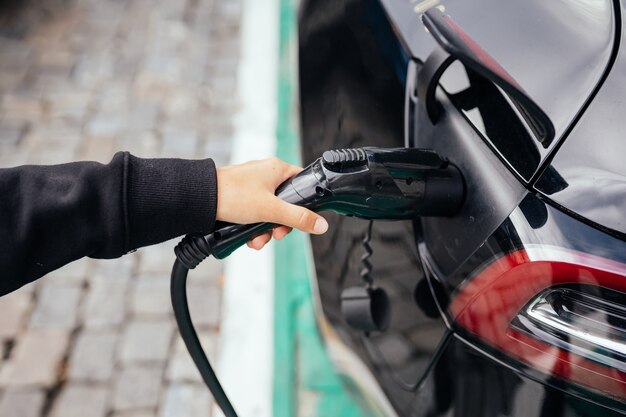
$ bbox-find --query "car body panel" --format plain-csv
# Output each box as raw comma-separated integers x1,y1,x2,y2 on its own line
534,3,626,237
379,0,617,181
298,0,626,415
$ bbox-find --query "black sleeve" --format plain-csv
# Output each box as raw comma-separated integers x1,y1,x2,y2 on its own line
0,151,218,295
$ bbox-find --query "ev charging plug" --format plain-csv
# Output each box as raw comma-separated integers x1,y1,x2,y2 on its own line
171,147,465,417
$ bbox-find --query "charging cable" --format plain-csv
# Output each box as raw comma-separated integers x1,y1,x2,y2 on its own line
171,235,239,417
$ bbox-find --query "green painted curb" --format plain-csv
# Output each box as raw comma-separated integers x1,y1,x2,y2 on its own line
273,0,369,416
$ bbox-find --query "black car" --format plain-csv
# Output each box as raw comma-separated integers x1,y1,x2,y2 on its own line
298,1,626,416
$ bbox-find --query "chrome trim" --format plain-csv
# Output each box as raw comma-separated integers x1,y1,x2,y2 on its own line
513,288,626,373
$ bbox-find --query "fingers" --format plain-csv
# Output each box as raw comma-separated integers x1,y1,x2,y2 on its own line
246,226,292,251
272,226,292,240
267,198,328,235
247,232,272,250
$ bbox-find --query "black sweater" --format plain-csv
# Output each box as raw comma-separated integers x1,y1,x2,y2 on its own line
0,152,218,295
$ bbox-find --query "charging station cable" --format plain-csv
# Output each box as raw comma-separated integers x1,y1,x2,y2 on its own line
171,235,239,417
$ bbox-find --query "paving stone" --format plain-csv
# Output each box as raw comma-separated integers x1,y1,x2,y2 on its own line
189,255,223,286
0,330,69,387
187,283,221,328
0,290,31,341
28,73,75,95
158,0,187,20
133,56,182,100
37,49,76,73
203,137,232,167
0,389,46,417
192,84,213,106
162,115,202,133
95,84,130,115
181,62,207,87
112,54,142,81
26,147,76,165
0,71,28,91
181,36,211,65
29,284,82,330
23,6,75,46
68,330,118,382
112,366,162,411
86,114,127,138
42,257,90,286
166,332,216,383
49,385,109,417
92,257,134,282
158,383,212,417
127,102,160,132
210,90,238,113
189,13,214,38
138,240,178,274
208,74,237,96
111,411,157,417
23,128,80,157
0,122,28,146
72,53,114,87
83,276,129,329
0,94,44,121
0,39,34,70
79,135,118,163
218,1,243,20
118,319,173,364
119,130,161,158
47,92,92,121
163,92,198,119
0,148,29,167
161,127,198,157
23,129,82,157
131,275,171,317
203,115,234,141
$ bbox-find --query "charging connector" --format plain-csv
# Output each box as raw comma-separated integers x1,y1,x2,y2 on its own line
171,147,465,417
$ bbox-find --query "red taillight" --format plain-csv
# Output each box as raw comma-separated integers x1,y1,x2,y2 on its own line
450,247,626,399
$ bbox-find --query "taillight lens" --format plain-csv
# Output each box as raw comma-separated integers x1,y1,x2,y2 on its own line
450,247,626,399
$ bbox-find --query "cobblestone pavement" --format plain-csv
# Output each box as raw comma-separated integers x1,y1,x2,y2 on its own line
0,0,241,415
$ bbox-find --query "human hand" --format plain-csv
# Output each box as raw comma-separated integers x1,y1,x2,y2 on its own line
216,157,329,250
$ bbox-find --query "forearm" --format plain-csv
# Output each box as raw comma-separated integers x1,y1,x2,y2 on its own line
0,152,218,295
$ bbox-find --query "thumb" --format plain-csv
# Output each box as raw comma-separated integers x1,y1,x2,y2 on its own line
268,198,328,235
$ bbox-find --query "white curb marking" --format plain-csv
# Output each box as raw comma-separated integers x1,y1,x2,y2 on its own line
216,0,279,415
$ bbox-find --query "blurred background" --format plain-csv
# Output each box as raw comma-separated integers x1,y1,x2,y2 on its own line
0,0,240,416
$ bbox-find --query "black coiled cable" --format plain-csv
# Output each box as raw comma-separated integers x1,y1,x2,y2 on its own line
171,235,238,417
359,220,374,287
